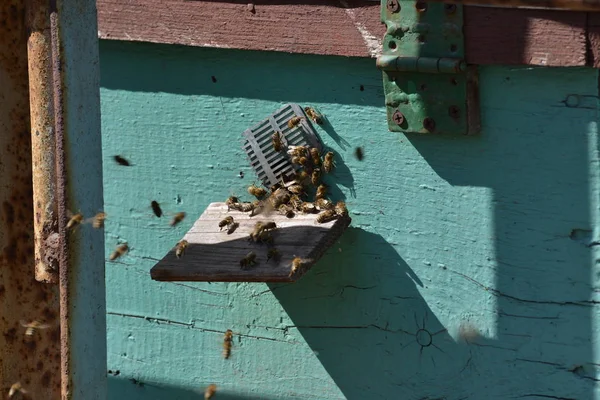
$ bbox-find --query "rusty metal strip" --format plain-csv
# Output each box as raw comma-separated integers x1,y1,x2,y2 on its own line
27,0,60,284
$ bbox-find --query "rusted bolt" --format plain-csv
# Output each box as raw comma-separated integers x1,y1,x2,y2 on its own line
387,0,400,12
423,117,436,131
392,110,405,125
444,3,456,14
448,106,460,119
415,1,428,12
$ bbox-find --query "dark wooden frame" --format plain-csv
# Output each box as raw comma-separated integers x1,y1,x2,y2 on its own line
97,0,600,66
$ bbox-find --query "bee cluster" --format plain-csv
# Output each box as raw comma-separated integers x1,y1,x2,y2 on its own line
211,112,349,278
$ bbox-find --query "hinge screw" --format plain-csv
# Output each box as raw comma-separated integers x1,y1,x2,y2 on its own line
392,110,405,125
423,117,436,131
387,0,400,13
444,3,457,14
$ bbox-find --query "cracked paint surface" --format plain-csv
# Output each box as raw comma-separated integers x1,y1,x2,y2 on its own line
99,41,600,399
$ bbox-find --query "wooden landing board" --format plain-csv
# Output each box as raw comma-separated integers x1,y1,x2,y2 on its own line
150,202,351,282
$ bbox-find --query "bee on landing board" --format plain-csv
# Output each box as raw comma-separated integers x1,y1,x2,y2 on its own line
240,251,257,270
310,147,321,166
287,116,304,129
311,168,321,186
267,248,281,263
323,151,335,173
316,184,328,200
218,216,234,231
109,243,129,261
272,131,284,152
304,107,324,124
289,257,303,277
317,209,338,224
223,329,233,359
315,198,334,211
175,240,188,259
334,201,348,217
248,184,267,199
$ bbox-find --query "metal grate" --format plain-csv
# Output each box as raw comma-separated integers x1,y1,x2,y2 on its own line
242,103,323,188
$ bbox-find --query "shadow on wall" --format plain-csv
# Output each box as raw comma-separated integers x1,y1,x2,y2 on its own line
107,376,297,400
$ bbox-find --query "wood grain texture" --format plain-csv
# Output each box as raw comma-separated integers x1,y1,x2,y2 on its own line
99,41,600,399
150,203,352,282
97,0,593,66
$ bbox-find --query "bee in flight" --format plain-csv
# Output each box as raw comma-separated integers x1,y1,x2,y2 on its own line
151,200,163,217
109,243,129,261
170,212,186,227
20,320,50,342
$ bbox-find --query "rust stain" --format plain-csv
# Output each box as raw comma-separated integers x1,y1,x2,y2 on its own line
0,0,61,398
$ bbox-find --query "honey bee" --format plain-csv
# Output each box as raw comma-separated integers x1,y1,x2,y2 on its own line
8,382,27,398
205,384,217,400
310,147,321,166
355,146,364,161
304,107,324,124
175,240,188,259
323,151,335,173
223,329,233,359
226,196,240,210
113,155,131,166
267,248,281,263
300,202,317,214
269,188,291,209
109,243,129,261
317,209,338,224
240,251,257,270
257,230,273,245
287,145,308,158
20,320,50,340
334,201,348,217
227,222,240,234
289,257,303,277
287,116,304,129
289,194,303,210
295,170,309,184
150,200,162,217
219,216,234,230
248,184,267,198
272,131,284,152
316,184,327,200
92,212,106,229
315,198,334,210
311,168,320,186
66,212,84,230
170,212,186,227
288,184,304,195
291,156,300,165
278,204,294,218
250,221,264,242
262,221,277,231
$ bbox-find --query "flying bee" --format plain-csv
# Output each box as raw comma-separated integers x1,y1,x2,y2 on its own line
323,151,335,173
170,212,186,227
92,212,106,229
175,240,188,259
240,251,257,270
113,155,131,166
316,184,327,200
8,382,27,398
267,248,281,263
66,212,84,230
278,204,295,218
334,201,348,217
315,198,334,210
219,216,234,231
289,257,303,277
227,222,240,234
151,200,163,217
300,202,317,214
288,184,304,195
310,147,321,166
248,184,267,198
304,106,324,124
226,196,240,210
272,131,284,152
287,116,304,129
223,329,233,359
205,384,217,400
355,146,364,161
317,209,338,224
311,168,321,186
289,194,303,210
20,320,50,340
109,243,129,261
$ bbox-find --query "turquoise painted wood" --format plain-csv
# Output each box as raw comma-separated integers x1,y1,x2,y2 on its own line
99,40,600,399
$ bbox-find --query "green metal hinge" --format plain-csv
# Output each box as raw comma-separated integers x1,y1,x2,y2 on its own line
377,0,480,134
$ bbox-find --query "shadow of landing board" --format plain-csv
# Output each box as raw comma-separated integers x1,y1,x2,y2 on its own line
150,202,351,282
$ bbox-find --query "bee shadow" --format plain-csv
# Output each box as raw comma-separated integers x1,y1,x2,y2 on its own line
268,228,478,399
319,117,350,151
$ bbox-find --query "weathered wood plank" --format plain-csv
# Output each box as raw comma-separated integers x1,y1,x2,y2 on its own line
96,0,592,66
150,203,351,282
